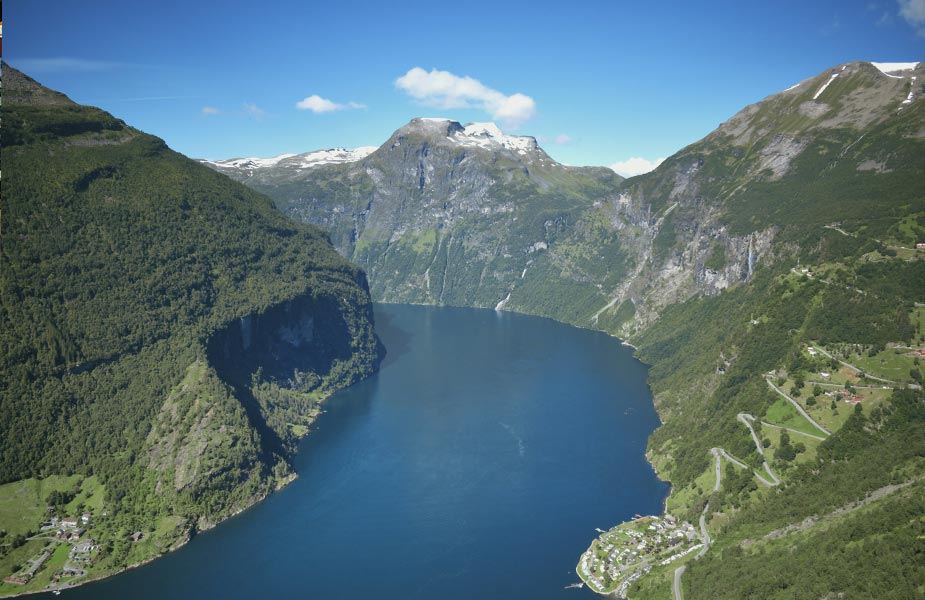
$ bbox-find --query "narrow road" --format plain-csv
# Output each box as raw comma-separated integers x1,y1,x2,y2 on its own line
807,381,892,390
696,503,711,558
824,224,854,237
673,564,686,600
812,346,897,385
711,448,722,492
715,447,777,487
738,413,781,485
677,498,713,600
765,378,831,436
760,421,827,442
715,447,748,469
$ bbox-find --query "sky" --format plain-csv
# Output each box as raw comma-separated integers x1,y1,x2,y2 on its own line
6,0,925,175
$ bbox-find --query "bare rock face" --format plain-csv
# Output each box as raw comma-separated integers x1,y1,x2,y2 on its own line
202,61,924,339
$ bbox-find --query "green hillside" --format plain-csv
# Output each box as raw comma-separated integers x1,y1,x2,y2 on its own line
219,61,925,598
0,65,381,595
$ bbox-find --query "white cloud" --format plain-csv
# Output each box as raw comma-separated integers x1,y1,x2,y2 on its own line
201,106,220,116
242,103,266,121
554,133,572,145
898,0,925,34
394,67,537,129
608,157,665,178
295,94,365,113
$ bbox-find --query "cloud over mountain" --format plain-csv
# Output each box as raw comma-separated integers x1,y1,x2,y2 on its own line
608,156,665,177
395,67,536,129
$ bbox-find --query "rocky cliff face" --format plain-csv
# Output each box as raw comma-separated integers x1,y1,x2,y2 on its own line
207,118,624,311
1,64,384,568
145,282,381,515
205,61,924,339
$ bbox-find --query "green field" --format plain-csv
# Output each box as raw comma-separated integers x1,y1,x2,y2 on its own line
0,476,83,538
763,396,827,437
850,346,923,382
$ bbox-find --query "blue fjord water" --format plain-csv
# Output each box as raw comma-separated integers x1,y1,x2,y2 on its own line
54,304,667,599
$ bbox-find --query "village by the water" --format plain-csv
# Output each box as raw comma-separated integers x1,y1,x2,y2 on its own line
2,510,105,591
578,513,700,596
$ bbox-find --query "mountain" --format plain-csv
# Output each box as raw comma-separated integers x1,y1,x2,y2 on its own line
209,61,925,598
207,62,925,333
0,65,381,594
201,117,625,318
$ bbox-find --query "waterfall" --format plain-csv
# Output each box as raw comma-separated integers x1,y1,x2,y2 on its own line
747,234,756,279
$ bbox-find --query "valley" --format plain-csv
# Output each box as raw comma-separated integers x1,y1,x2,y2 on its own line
2,34,924,597
203,60,925,598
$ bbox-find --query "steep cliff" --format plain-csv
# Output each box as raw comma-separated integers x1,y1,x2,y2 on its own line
205,61,925,599
0,64,381,587
208,63,925,345
205,118,624,311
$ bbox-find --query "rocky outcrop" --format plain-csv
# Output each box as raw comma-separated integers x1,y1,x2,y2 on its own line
204,62,923,340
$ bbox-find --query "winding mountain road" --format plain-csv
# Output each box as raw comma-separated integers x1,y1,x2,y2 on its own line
766,378,831,436
760,420,827,441
738,413,781,485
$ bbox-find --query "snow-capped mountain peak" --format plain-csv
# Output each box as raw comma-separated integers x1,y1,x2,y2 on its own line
201,146,377,172
452,121,538,154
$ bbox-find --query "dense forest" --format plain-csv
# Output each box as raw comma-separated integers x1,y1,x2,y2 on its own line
0,65,381,588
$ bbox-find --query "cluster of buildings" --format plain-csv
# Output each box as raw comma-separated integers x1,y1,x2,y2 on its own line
824,389,863,404
3,513,96,586
579,514,699,596
40,512,93,542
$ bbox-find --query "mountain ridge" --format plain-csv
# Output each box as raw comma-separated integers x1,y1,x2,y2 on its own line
0,64,382,595
207,59,925,599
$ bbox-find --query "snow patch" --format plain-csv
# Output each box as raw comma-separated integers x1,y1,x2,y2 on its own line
904,76,917,104
870,62,919,78
783,82,803,92
295,146,377,167
205,147,376,171
812,73,839,101
202,153,297,169
448,122,539,153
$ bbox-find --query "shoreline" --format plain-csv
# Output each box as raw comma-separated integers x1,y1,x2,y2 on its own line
6,303,670,599
0,390,337,599
0,469,303,600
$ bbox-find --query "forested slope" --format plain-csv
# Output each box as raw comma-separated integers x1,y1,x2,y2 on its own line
0,65,381,593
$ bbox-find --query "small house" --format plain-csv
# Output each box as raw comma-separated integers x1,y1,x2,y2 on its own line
62,517,79,528
130,531,143,542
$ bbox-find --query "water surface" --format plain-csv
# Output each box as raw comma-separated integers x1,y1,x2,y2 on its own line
56,304,667,599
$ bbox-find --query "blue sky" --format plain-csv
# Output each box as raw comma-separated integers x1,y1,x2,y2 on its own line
7,0,925,174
